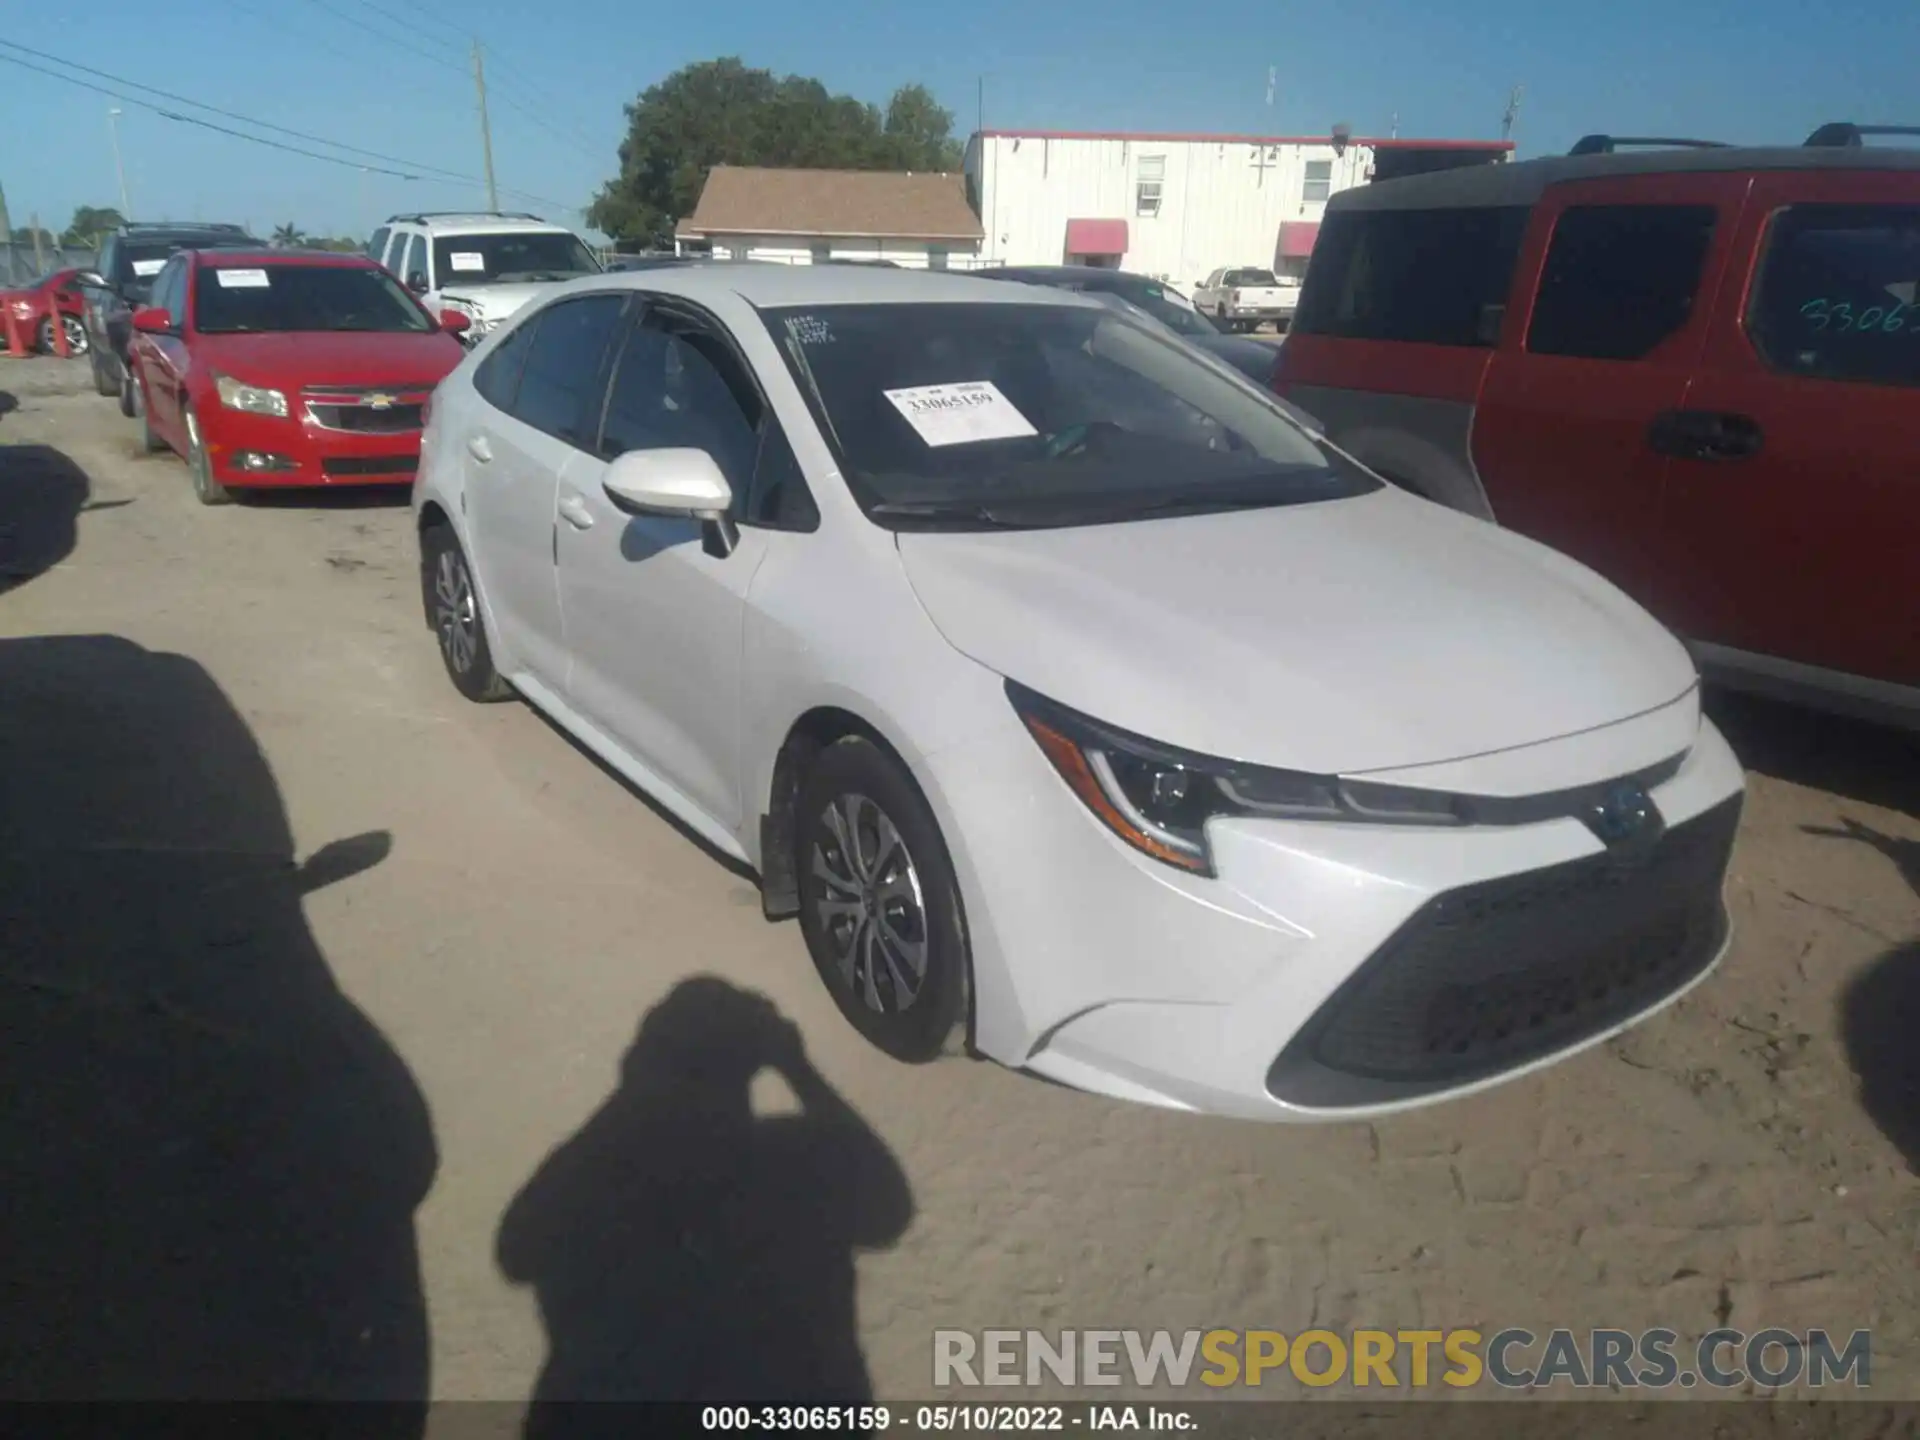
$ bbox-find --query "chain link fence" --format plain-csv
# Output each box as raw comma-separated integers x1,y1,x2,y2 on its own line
1,243,99,287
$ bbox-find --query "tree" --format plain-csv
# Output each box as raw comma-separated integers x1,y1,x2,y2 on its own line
588,58,964,246
272,222,307,247
60,205,125,247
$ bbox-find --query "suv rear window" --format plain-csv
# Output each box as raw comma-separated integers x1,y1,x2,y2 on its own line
1293,206,1531,347
1748,204,1920,388
1527,205,1717,361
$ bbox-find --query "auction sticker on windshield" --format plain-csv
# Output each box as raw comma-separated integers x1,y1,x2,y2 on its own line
132,259,167,277
215,269,272,288
449,252,486,272
884,381,1038,448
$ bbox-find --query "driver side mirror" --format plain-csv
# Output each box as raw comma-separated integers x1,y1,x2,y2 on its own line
601,448,738,558
131,306,174,335
436,309,471,335
71,270,108,289
407,272,429,294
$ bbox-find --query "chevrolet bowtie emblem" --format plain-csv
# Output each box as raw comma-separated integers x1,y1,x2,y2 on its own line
366,393,397,410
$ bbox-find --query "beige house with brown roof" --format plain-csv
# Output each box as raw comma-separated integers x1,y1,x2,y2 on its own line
672,165,985,269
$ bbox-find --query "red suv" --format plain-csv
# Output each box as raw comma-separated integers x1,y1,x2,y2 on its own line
129,248,470,504
1,268,88,354
1275,123,1920,727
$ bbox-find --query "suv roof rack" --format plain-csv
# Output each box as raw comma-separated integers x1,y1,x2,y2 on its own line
123,220,249,233
383,210,546,225
1567,135,1730,156
1804,122,1920,148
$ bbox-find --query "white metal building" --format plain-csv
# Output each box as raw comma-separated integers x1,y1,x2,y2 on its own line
964,129,1512,291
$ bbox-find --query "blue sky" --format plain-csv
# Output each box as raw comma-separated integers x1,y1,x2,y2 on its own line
2,0,1914,243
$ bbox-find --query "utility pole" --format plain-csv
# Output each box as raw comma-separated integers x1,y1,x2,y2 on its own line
472,40,500,212
108,107,132,219
1501,85,1524,145
30,212,46,272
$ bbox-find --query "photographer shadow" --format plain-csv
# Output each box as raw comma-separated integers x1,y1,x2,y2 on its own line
498,978,913,1430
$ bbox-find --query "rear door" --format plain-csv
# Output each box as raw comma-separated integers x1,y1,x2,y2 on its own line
1472,173,1749,612
1657,172,1920,688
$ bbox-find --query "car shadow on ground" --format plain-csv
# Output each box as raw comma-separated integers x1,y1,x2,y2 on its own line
0,390,17,420
0,449,437,1419
497,976,912,1430
1704,685,1919,818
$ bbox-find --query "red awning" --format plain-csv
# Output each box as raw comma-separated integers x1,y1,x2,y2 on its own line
1277,221,1320,259
1064,218,1129,256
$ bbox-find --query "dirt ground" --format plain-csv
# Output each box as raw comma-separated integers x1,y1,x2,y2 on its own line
1,357,1914,1410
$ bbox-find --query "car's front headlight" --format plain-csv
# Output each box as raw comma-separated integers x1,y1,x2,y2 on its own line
1007,680,1465,876
214,373,289,418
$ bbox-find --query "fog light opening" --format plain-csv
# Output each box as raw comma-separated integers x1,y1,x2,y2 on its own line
232,451,299,473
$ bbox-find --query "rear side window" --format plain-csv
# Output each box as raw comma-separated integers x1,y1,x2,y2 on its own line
1747,204,1920,388
509,294,626,447
1527,205,1716,360
475,314,538,411
1293,206,1531,347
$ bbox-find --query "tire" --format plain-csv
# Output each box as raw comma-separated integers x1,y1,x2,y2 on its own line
90,349,117,396
421,523,512,702
182,407,232,506
36,315,88,356
795,736,971,1063
120,367,142,419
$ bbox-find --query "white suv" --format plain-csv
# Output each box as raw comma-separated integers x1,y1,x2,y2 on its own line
366,212,601,339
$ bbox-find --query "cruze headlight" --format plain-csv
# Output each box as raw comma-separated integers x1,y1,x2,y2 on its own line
1008,680,1465,876
215,373,289,418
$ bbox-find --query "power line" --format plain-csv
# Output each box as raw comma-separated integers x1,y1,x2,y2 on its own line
296,0,472,81
0,46,574,212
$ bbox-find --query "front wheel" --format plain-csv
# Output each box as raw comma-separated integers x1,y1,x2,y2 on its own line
795,737,971,1062
120,366,142,418
421,524,512,702
90,349,118,396
182,408,232,506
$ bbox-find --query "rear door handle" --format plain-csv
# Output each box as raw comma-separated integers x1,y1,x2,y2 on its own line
466,434,493,463
557,493,596,530
1647,410,1764,461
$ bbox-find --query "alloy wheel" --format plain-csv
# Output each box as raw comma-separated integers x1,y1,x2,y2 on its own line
432,549,479,675
810,792,930,1014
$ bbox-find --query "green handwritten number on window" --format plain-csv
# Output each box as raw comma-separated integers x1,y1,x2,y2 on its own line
1832,301,1856,332
1799,296,1916,335
1884,302,1909,334
1799,298,1831,331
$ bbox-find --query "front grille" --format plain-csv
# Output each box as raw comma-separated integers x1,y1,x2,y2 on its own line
1268,795,1741,1101
321,455,418,477
304,384,432,434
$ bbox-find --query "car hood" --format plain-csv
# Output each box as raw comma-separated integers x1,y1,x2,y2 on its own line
897,488,1698,775
197,330,465,388
437,281,561,323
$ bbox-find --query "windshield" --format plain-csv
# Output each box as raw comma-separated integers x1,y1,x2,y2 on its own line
121,242,184,303
433,232,599,286
1109,279,1219,336
760,301,1374,528
1225,268,1280,287
193,264,434,334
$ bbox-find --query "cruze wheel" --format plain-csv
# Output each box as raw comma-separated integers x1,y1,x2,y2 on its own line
421,524,511,702
796,736,970,1062
183,408,232,506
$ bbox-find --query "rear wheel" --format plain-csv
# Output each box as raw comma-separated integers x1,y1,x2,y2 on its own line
36,315,88,356
421,523,512,702
795,737,971,1063
90,349,118,396
183,407,232,506
139,384,169,452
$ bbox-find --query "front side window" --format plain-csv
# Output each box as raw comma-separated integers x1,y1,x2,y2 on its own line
1136,156,1166,217
433,231,600,287
1527,204,1717,360
761,301,1374,528
599,313,761,489
1293,205,1532,347
509,294,626,446
1303,160,1333,204
367,227,391,264
1747,203,1920,388
400,235,427,287
192,264,434,334
154,260,187,328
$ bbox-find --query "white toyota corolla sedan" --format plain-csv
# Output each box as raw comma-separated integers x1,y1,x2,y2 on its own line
411,263,1747,1122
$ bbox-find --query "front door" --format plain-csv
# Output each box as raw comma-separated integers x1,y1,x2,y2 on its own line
555,303,770,833
1656,172,1920,688
1473,173,1751,613
136,258,192,446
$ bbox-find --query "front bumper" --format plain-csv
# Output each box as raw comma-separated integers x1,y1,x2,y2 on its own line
201,390,430,489
920,709,1746,1121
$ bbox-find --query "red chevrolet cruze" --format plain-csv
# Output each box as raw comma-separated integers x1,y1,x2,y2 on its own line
128,248,471,504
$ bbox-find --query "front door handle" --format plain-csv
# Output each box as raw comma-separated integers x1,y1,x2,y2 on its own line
466,434,493,463
557,493,596,530
1647,410,1764,461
